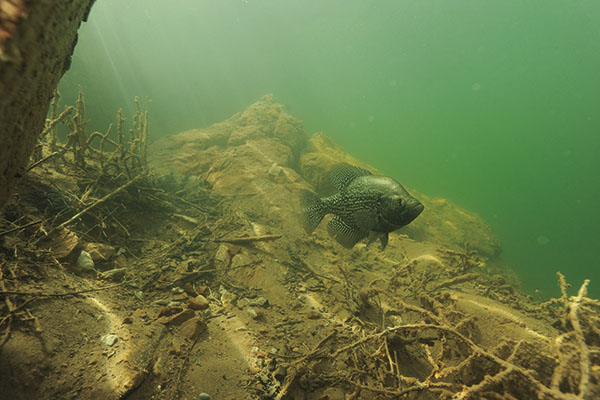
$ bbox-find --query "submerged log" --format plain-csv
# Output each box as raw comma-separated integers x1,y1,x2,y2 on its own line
0,0,96,210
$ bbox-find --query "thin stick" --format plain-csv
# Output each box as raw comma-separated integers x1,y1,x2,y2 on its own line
40,106,74,138
0,220,42,236
569,279,591,399
214,234,282,244
49,173,145,235
27,152,60,171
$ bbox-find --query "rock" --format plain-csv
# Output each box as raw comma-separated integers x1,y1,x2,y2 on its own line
50,228,79,259
171,287,185,294
322,387,346,400
180,317,208,340
100,334,118,346
195,285,209,296
335,308,353,322
132,309,148,319
156,309,196,326
157,306,183,318
248,297,268,307
198,393,211,400
83,242,116,261
214,244,231,268
187,295,210,310
237,298,250,309
306,310,320,320
169,336,183,355
173,292,188,301
77,250,94,270
247,308,258,319
268,163,282,177
98,267,126,281
122,317,133,325
273,366,287,381
152,356,165,377
220,288,237,308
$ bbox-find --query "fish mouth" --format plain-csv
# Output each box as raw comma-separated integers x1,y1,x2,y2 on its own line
414,202,424,215
410,202,424,220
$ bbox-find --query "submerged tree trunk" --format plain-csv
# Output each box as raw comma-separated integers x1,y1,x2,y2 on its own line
0,0,96,209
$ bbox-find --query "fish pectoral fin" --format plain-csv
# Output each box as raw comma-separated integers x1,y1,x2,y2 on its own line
379,233,389,250
366,231,381,247
365,232,389,250
327,215,368,249
352,210,377,231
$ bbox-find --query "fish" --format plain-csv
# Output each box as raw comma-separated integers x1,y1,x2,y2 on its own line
300,162,424,249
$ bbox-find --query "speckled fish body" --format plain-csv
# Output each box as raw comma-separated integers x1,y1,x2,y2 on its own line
300,163,424,249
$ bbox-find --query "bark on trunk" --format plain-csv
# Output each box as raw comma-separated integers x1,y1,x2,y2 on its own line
0,0,96,209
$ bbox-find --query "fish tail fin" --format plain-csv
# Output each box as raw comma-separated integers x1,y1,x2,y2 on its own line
300,189,326,233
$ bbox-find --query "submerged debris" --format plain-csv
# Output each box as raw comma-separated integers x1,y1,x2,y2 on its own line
0,93,598,400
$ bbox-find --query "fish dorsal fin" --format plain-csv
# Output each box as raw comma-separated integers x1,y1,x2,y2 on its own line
318,162,372,195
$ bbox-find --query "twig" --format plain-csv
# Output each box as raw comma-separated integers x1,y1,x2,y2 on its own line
433,273,480,291
47,172,146,237
338,375,455,398
40,106,74,138
569,279,591,399
27,152,61,171
0,220,42,236
214,234,282,244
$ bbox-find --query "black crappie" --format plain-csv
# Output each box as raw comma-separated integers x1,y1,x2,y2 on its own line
300,163,424,249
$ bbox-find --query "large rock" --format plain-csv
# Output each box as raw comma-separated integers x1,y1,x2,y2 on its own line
0,0,96,210
150,94,306,176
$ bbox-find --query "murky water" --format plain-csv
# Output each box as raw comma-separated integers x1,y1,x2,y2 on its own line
59,0,600,297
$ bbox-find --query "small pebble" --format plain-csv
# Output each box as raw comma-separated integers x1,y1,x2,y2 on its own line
101,334,118,346
77,250,94,270
247,308,258,319
171,287,185,294
237,298,250,309
306,310,320,320
198,393,210,400
248,297,268,307
187,295,210,310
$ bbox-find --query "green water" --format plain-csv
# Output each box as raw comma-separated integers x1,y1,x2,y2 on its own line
59,0,600,298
